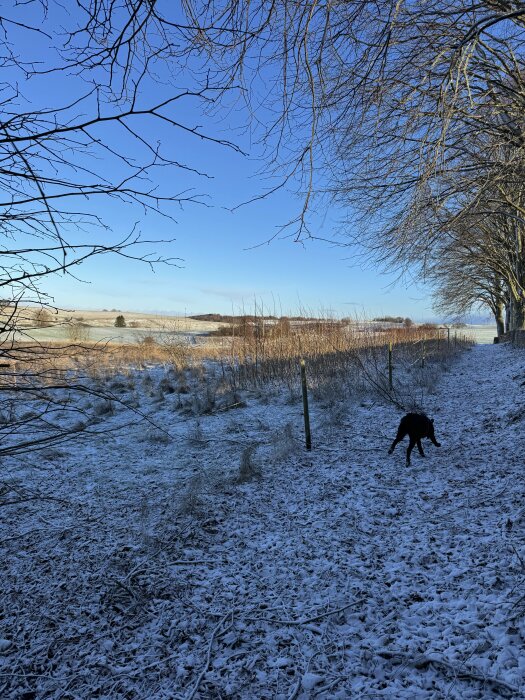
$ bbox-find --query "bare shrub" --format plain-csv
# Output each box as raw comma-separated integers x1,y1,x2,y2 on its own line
161,332,192,371
208,309,457,393
33,308,53,328
66,322,91,343
416,366,441,394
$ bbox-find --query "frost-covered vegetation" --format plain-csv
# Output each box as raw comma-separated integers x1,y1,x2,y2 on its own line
2,334,524,698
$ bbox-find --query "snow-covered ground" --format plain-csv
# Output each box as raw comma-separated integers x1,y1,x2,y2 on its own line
467,325,498,345
1,344,524,698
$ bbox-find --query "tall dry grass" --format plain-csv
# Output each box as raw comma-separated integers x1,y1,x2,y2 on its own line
4,318,472,398
204,319,472,392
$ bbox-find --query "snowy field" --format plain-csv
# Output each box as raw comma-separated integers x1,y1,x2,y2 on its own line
15,311,223,345
1,344,525,698
25,325,207,346
468,325,498,345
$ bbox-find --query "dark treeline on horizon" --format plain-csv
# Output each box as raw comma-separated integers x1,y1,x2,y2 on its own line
190,314,329,324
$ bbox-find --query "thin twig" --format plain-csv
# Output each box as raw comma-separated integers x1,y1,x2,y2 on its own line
247,600,363,626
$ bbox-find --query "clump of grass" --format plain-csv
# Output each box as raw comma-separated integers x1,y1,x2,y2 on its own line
159,376,176,394
178,474,203,515
191,382,216,415
238,444,261,483
187,420,205,446
271,423,296,460
138,493,156,551
143,428,171,445
93,399,114,416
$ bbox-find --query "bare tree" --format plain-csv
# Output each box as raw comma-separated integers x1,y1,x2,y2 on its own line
426,226,509,336
321,16,525,329
0,1,246,456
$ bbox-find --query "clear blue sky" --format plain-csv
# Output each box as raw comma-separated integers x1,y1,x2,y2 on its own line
13,2,440,321
44,180,436,319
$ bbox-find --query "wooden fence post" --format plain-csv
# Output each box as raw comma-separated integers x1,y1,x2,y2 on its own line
388,342,393,391
300,359,312,451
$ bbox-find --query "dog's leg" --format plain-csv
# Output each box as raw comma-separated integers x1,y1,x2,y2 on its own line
417,439,425,457
406,437,416,465
388,428,406,455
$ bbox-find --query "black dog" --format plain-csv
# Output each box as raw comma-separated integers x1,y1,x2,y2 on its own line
388,413,441,466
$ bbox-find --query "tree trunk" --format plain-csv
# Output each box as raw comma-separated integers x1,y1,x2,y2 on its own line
509,297,525,331
515,301,525,330
495,302,505,337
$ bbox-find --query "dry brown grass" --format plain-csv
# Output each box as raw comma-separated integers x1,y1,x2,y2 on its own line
2,337,186,380
200,321,472,390
2,320,473,393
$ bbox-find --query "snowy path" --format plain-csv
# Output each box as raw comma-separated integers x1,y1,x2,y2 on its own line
1,344,525,698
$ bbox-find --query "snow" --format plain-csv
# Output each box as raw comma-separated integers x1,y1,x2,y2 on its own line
1,343,524,698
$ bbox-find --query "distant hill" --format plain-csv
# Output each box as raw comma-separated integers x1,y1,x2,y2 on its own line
189,314,274,323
